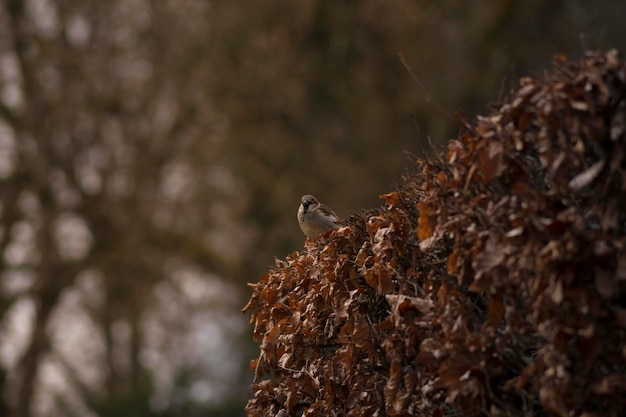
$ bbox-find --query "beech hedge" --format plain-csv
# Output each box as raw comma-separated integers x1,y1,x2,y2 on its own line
244,50,626,417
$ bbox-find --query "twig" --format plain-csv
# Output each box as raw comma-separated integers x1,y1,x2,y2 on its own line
398,52,455,122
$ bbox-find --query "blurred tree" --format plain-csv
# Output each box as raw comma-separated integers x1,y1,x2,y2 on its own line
0,0,249,416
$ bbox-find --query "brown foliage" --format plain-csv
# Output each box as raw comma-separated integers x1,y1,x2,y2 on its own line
243,50,626,416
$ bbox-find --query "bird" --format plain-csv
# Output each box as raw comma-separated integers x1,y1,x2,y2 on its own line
297,194,340,237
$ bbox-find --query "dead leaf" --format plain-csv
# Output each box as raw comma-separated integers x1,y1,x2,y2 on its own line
380,192,399,208
417,201,433,240
473,236,505,275
569,159,605,190
595,268,617,300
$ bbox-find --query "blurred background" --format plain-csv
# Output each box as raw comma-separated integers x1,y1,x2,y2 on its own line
0,1,624,416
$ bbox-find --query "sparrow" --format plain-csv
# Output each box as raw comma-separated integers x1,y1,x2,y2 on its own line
297,194,340,237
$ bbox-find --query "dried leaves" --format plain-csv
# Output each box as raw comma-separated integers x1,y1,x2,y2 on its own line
243,50,626,417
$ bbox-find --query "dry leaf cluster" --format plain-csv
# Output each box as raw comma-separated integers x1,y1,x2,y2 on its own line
243,50,626,417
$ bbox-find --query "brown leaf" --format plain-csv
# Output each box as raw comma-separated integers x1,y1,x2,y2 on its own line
590,374,626,395
478,140,504,184
376,267,395,294
249,358,259,371
338,320,353,344
367,215,390,236
570,100,589,111
437,172,448,186
539,386,568,417
550,278,564,304
386,294,433,325
595,267,617,300
384,362,402,406
610,109,626,140
447,247,460,275
568,159,605,190
504,362,541,391
473,236,505,276
351,319,372,348
554,54,568,63
380,191,399,208
417,201,433,240
486,296,504,326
